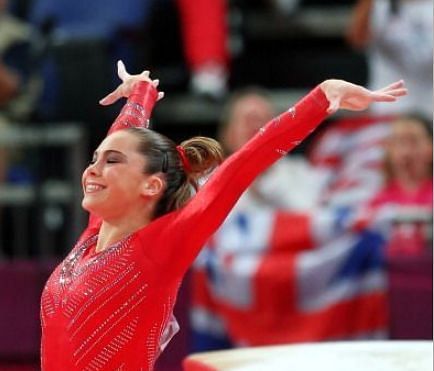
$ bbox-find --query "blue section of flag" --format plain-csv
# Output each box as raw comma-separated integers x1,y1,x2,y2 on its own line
333,206,352,234
332,230,385,283
205,248,218,285
191,330,233,353
236,213,249,234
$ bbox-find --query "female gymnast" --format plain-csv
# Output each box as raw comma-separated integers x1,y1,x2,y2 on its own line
40,61,406,370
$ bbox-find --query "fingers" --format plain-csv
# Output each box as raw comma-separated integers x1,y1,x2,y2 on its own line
370,92,397,102
377,80,405,92
100,89,165,105
99,87,122,105
104,61,164,104
140,70,150,79
385,88,408,97
117,60,130,82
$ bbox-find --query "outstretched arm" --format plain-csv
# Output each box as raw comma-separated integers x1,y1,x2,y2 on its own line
160,79,407,276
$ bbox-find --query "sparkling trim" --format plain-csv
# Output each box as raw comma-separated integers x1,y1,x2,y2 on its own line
83,317,139,371
275,148,289,156
42,225,179,369
67,262,136,330
59,235,132,288
70,271,143,340
73,283,148,366
119,102,149,128
272,116,282,128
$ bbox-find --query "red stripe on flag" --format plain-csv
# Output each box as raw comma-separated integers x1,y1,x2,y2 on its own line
219,292,388,345
269,212,314,253
191,269,216,309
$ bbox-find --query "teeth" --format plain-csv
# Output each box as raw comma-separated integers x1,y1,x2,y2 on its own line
86,184,104,193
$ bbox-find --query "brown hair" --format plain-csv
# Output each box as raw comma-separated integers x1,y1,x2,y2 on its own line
126,127,224,218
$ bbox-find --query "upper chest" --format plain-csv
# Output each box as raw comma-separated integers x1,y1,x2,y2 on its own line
41,233,165,324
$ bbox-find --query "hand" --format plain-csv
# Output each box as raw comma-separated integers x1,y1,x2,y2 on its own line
99,60,164,105
320,79,407,114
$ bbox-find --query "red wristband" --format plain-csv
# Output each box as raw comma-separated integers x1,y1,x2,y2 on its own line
109,81,159,133
127,81,159,121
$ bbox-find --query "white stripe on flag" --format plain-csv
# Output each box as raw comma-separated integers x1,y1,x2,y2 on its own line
296,233,386,312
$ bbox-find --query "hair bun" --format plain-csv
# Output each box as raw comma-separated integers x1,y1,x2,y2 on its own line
180,137,224,176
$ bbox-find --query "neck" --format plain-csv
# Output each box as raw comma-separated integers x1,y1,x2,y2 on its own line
96,214,151,253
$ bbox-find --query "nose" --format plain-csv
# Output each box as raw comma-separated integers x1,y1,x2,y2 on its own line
85,161,102,177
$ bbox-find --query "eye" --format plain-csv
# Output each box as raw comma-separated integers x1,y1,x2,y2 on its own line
106,157,120,164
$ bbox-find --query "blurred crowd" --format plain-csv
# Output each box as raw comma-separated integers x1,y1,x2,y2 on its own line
0,0,432,368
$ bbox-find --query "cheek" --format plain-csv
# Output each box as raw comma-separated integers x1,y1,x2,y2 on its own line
105,169,144,195
421,143,433,158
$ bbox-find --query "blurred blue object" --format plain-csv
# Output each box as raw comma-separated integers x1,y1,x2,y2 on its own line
7,165,34,185
29,0,154,122
30,0,153,38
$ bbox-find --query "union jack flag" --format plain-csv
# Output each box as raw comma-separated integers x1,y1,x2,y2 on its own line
190,116,394,351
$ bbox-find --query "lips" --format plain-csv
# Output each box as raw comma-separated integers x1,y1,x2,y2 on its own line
84,182,106,194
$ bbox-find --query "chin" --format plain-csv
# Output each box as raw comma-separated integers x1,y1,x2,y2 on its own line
82,197,99,214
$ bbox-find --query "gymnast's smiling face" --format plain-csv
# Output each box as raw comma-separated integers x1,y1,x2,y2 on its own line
81,130,161,221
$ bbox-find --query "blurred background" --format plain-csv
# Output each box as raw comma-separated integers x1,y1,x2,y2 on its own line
0,0,432,370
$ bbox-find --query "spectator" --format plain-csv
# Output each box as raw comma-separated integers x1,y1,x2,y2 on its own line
218,88,328,210
28,0,230,141
347,0,433,118
0,0,37,182
368,114,433,256
29,0,153,125
0,0,35,122
178,0,229,99
362,113,433,340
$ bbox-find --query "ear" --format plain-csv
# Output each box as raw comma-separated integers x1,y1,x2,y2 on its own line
142,174,165,197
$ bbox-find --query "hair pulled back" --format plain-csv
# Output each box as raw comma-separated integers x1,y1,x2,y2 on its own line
126,128,224,218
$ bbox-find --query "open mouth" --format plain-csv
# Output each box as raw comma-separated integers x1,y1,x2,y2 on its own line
84,183,106,193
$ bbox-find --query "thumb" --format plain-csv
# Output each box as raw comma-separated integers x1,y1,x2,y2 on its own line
327,97,340,114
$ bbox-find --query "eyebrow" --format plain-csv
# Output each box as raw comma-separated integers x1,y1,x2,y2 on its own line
92,150,127,159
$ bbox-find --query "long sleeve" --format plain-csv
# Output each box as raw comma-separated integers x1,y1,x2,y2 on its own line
149,86,330,277
84,81,159,233
107,81,159,134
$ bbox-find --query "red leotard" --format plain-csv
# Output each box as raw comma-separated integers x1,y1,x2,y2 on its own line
40,82,329,370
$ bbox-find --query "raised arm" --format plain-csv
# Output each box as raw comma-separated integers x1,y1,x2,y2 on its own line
159,79,407,276
85,62,164,232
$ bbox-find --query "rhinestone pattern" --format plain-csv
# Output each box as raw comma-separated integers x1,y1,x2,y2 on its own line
112,102,150,131
41,231,179,370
